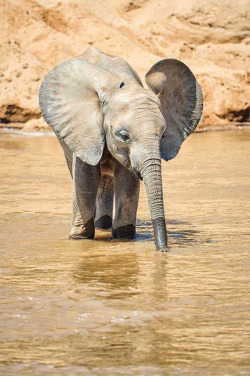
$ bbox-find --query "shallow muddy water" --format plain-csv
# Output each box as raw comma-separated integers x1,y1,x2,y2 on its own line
0,129,250,376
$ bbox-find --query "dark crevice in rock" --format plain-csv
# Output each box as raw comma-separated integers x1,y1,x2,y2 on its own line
219,106,250,123
0,104,41,124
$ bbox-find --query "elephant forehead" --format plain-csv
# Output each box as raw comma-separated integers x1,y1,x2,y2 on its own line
109,100,163,123
110,94,161,117
108,106,166,137
111,85,160,106
106,87,165,130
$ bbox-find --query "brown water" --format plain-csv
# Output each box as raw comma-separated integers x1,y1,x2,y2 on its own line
0,129,250,376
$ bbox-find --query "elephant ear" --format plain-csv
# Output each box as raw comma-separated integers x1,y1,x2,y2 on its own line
39,57,119,165
145,59,203,161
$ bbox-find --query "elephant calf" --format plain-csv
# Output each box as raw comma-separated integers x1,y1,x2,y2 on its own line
39,47,203,251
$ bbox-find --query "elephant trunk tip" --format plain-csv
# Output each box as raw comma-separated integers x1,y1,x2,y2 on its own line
152,218,168,252
159,247,170,252
155,240,169,252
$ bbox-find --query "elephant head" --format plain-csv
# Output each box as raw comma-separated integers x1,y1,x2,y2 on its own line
39,48,203,251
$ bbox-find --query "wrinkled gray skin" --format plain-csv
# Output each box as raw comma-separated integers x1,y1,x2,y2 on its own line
39,47,203,251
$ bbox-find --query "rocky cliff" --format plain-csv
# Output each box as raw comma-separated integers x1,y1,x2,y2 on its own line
1,0,249,132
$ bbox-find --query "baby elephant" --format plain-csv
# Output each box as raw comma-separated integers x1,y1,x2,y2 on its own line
39,47,203,251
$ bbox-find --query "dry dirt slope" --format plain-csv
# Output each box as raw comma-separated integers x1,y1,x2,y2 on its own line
0,0,249,131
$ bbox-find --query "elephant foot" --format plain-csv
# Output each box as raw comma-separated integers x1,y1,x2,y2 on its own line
95,215,112,230
112,224,136,239
69,218,95,240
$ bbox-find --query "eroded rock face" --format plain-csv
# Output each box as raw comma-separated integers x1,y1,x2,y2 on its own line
0,0,249,131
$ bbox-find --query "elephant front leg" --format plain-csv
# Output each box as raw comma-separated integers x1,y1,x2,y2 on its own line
69,156,101,240
112,164,140,239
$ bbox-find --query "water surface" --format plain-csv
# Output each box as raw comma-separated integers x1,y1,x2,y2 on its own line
0,129,249,375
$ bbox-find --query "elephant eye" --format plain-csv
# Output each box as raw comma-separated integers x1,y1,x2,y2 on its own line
116,130,130,142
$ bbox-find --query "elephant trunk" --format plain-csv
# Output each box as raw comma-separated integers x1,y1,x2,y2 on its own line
138,148,168,251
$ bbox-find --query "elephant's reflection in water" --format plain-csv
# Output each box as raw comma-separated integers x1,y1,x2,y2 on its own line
73,218,198,294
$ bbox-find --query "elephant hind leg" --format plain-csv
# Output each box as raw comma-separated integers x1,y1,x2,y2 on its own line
95,174,114,230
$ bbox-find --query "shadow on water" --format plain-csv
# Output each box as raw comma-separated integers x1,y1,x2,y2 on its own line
94,218,200,247
136,218,200,246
